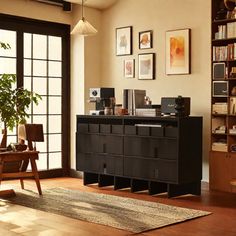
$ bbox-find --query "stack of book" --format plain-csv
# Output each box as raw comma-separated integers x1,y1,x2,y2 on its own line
227,22,236,38
212,141,227,152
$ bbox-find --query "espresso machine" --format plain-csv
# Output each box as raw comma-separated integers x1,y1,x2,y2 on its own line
89,88,115,115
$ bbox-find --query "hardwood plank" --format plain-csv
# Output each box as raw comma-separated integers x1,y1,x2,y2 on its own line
1,177,236,236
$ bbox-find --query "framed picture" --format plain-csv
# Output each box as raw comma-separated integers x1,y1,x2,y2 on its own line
165,28,191,75
124,59,135,78
138,53,155,80
139,30,152,49
116,26,132,56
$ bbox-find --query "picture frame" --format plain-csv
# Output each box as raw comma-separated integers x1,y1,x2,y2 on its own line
138,53,155,80
116,26,132,56
165,28,191,75
124,59,135,78
139,30,153,49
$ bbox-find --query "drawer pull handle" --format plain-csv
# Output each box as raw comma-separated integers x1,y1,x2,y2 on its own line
103,163,107,174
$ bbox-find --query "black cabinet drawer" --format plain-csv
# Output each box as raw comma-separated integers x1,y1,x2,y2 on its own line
124,125,137,135
158,139,178,160
124,136,178,159
77,124,88,133
165,127,178,137
77,133,123,155
100,124,111,133
76,153,101,173
151,127,164,137
124,157,178,182
112,125,123,134
89,124,99,133
106,136,123,155
103,155,123,175
124,136,151,157
76,133,100,153
137,127,150,136
76,153,123,175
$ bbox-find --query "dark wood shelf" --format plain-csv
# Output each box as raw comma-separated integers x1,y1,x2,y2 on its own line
212,132,227,135
213,18,236,24
212,114,227,116
213,60,236,63
212,37,236,42
230,179,236,186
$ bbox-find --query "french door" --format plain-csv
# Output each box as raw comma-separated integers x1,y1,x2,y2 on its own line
0,14,70,177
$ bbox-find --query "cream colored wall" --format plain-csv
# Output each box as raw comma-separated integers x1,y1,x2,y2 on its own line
0,0,102,172
0,0,212,181
100,0,211,181
70,4,102,169
0,0,71,24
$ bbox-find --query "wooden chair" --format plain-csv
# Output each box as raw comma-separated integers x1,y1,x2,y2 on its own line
0,124,44,197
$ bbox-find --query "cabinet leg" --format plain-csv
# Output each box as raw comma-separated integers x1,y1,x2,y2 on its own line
167,181,201,198
114,177,131,190
149,181,167,195
98,174,114,187
131,179,148,193
83,172,99,185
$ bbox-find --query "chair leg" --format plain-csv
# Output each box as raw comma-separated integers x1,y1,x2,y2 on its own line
30,158,42,195
0,160,4,188
20,178,24,189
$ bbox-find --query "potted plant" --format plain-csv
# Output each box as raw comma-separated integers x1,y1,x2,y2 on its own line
0,42,41,148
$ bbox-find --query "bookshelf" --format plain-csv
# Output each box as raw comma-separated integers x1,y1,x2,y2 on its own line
210,0,236,193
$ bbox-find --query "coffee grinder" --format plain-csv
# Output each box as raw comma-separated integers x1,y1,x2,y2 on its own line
89,88,115,115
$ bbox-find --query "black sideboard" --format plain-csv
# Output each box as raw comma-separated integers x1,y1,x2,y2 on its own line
76,115,202,197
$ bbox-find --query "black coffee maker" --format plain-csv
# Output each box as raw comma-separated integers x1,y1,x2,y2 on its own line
89,88,115,115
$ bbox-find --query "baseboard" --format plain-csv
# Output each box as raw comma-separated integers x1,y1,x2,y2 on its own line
69,169,83,178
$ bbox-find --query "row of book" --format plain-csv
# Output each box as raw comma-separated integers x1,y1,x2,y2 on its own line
215,22,236,39
213,43,236,61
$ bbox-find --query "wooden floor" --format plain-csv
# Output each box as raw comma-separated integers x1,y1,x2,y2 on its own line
0,177,236,236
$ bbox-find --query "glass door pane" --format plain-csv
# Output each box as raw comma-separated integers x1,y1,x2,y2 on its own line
23,33,63,170
0,29,17,141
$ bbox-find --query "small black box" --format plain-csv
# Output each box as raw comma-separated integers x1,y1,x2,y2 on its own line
213,63,225,80
213,81,228,97
161,97,190,116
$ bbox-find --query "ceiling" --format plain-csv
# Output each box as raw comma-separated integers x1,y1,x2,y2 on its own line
65,0,118,9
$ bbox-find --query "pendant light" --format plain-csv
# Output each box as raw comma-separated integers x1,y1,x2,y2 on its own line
71,0,97,36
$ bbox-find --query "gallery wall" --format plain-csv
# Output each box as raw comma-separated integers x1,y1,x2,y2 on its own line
99,0,211,181
0,0,212,181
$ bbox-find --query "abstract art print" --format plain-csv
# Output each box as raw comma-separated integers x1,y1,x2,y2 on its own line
138,53,155,80
116,26,132,56
124,59,135,78
166,28,191,75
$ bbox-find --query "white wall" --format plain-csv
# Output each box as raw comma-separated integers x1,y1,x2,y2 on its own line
100,0,211,181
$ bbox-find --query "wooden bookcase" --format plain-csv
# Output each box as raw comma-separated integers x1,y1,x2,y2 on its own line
210,0,236,192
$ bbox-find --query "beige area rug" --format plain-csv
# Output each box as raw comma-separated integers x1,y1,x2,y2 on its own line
7,188,211,233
